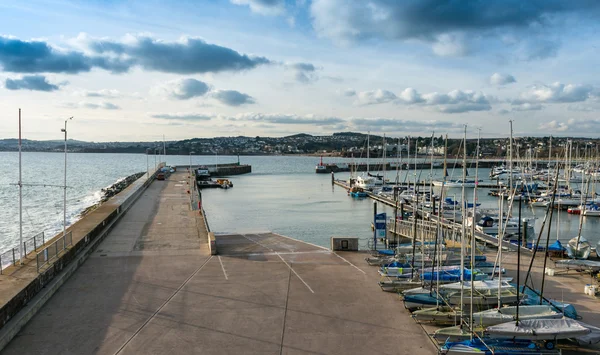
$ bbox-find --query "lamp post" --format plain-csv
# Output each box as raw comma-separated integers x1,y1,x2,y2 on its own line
60,117,73,239
146,148,150,178
154,148,157,170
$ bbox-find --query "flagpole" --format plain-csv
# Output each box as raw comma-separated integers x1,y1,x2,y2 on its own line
18,109,23,263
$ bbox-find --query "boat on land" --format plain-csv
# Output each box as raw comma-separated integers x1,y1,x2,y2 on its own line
565,236,592,259
486,318,591,344
412,306,461,325
440,338,560,355
471,305,563,327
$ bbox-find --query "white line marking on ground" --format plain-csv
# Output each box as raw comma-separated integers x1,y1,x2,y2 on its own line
276,253,315,294
270,232,330,251
333,252,367,274
218,255,228,280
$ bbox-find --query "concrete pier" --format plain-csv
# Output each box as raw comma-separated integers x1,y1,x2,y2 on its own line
2,171,435,355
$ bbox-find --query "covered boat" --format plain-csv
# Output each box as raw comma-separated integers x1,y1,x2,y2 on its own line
565,236,592,259
412,306,461,325
472,305,562,327
440,338,559,355
486,318,591,341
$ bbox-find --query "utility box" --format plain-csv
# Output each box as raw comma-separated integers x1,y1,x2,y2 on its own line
331,237,359,251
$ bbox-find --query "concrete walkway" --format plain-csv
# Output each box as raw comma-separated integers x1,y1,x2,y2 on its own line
4,171,436,354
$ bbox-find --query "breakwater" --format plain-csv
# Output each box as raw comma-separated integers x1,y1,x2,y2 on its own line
0,167,161,349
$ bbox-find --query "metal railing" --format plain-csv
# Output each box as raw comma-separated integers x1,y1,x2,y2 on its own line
36,232,73,272
0,231,46,274
201,208,210,233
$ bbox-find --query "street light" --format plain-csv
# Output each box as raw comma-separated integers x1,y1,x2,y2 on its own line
60,117,73,239
146,148,150,178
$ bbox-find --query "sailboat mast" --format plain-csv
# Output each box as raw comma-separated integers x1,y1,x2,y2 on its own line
382,134,386,186
367,132,370,175
460,125,467,321
469,128,480,339
429,131,435,203
18,109,23,263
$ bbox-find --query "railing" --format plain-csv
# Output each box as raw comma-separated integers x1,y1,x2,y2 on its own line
0,231,46,274
36,231,73,272
201,208,210,233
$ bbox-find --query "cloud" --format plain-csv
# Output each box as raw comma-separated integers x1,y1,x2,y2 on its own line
230,0,285,15
511,103,543,111
397,88,425,104
211,90,255,106
285,62,318,83
431,33,470,57
356,89,398,105
539,118,600,134
156,78,211,100
0,34,272,75
233,113,344,125
490,73,516,86
4,75,61,91
350,117,463,132
0,36,132,74
309,1,600,57
516,82,598,104
342,88,356,97
61,101,120,110
521,39,560,61
86,34,271,74
74,89,122,98
151,113,213,121
354,87,491,113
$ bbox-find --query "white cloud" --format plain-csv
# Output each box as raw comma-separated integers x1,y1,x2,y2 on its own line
151,112,214,121
353,87,491,113
230,0,285,15
60,101,121,110
511,103,543,111
153,78,211,100
431,33,470,57
490,73,516,86
356,89,397,105
517,82,597,104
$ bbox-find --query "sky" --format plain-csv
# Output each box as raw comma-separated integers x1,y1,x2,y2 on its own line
1,0,600,141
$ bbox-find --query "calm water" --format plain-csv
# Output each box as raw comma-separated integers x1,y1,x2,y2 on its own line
0,153,598,252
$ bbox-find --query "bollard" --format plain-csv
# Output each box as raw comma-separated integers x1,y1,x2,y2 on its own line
331,172,334,185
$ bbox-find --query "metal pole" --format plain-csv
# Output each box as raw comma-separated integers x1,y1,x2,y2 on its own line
373,201,377,251
18,109,23,263
146,149,149,178
61,117,73,240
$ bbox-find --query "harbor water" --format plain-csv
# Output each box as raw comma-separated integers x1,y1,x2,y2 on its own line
0,153,598,251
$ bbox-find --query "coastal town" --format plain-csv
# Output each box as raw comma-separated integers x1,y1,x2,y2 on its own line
1,133,598,159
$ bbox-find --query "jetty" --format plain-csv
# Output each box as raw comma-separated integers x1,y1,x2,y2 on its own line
0,169,435,355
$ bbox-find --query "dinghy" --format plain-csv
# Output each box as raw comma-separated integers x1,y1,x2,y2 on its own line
472,305,562,327
412,306,461,325
565,236,592,259
486,318,591,341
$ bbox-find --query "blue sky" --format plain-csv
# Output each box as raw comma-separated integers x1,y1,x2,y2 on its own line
1,0,600,141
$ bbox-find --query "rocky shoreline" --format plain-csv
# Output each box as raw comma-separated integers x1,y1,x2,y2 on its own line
80,172,145,217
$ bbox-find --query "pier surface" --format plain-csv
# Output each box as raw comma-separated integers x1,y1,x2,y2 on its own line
4,171,434,355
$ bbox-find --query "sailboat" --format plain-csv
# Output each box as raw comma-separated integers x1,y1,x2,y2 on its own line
356,132,382,191
565,236,592,259
471,305,562,327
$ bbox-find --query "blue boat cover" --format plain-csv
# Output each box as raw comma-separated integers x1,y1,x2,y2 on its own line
548,240,565,251
377,249,395,256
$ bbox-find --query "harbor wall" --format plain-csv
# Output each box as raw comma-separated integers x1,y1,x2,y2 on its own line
173,163,251,176
0,169,161,349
